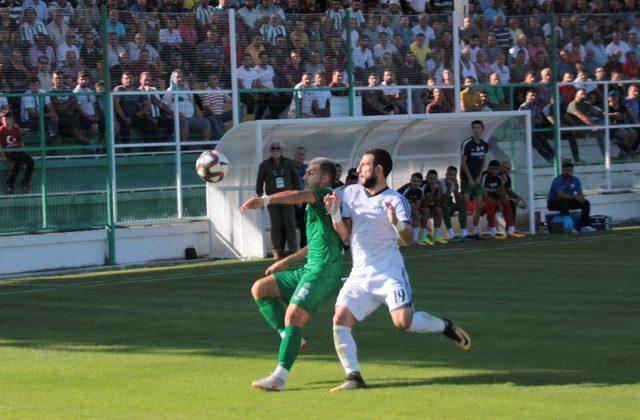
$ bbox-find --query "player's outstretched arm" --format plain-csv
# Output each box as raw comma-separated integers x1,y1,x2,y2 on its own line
385,201,414,246
324,192,351,242
265,246,308,275
240,190,316,211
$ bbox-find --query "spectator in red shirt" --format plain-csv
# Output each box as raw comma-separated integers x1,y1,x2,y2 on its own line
0,110,34,194
622,51,640,79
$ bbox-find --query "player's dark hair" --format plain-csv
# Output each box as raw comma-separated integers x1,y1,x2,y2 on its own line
562,161,574,169
335,163,342,169
471,120,484,128
346,173,358,182
489,159,501,167
447,165,457,172
348,167,357,175
364,148,392,177
309,157,336,182
411,172,423,180
427,169,437,176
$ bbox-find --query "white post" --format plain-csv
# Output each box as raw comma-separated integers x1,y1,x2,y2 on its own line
255,122,266,257
173,94,183,219
407,87,413,115
452,12,461,113
229,9,240,127
603,82,612,190
525,112,535,234
109,94,118,222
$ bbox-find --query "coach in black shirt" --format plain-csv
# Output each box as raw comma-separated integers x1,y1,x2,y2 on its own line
256,140,301,260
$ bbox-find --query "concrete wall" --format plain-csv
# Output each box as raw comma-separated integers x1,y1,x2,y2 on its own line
0,221,210,276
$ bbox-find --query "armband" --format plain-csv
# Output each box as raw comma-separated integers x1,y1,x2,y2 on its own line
328,201,342,223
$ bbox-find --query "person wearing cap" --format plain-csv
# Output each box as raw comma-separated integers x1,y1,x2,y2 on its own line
256,140,301,260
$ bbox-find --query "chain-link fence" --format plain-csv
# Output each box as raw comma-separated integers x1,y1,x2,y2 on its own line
3,5,640,249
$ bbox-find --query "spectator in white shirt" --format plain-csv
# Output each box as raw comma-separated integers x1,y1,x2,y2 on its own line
586,31,607,67
373,32,398,64
46,9,69,47
352,35,375,84
237,53,260,114
311,72,331,118
128,32,160,63
159,17,183,61
412,13,435,48
289,72,315,119
605,32,631,64
509,34,530,63
238,0,261,29
253,51,278,119
564,35,587,63
56,31,80,68
380,69,407,114
491,53,510,84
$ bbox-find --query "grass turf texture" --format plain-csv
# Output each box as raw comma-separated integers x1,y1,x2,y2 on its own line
1,230,639,419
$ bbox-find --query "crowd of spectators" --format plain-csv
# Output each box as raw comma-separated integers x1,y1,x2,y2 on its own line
2,0,640,155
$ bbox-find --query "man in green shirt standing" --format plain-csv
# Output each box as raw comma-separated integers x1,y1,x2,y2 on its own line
241,157,344,391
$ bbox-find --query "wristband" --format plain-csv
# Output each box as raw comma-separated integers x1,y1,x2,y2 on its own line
329,201,342,223
393,219,406,233
261,194,270,206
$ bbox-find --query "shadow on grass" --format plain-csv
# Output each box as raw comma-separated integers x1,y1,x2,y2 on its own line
1,232,639,388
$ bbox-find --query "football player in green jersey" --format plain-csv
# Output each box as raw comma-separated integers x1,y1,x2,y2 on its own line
240,157,344,391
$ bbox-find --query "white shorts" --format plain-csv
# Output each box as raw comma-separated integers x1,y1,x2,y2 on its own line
335,269,413,321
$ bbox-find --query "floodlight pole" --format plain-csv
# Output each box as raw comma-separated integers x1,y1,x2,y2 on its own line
229,9,240,127
452,11,461,113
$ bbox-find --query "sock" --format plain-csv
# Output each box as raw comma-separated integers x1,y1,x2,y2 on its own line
420,228,427,238
407,311,446,333
490,226,497,235
461,228,468,237
507,226,515,234
434,228,441,237
333,325,360,375
256,297,286,335
447,228,455,238
413,227,419,241
273,365,289,381
472,226,479,235
277,325,302,371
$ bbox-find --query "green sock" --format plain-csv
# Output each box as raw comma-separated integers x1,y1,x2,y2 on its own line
278,325,302,371
255,297,286,334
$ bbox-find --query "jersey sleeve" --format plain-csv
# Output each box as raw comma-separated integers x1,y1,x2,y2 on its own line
340,185,353,219
395,195,412,224
461,139,471,156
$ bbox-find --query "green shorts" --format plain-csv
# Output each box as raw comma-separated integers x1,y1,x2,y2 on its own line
274,264,343,316
461,179,483,198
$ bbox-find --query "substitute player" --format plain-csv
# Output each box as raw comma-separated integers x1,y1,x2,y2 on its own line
324,149,471,392
461,120,489,239
481,160,525,238
240,158,344,392
396,172,424,243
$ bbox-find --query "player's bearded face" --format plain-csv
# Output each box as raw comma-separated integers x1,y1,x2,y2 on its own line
358,156,377,189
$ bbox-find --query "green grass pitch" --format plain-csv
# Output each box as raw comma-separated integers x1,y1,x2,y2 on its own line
1,229,639,419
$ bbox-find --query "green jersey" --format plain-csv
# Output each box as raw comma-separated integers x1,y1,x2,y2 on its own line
304,186,343,268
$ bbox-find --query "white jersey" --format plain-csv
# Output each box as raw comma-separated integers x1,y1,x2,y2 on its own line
341,184,411,279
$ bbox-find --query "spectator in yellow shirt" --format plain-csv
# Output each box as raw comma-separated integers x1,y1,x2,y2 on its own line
460,76,482,112
409,33,430,66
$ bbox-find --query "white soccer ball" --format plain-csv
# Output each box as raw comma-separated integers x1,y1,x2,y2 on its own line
195,150,229,183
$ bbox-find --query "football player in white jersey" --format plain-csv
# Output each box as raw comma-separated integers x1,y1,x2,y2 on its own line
324,149,471,392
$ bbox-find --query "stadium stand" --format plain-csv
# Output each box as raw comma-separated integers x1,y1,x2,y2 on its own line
1,0,640,234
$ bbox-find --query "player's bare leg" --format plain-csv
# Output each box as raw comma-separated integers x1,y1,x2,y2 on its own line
419,205,433,245
391,307,471,352
252,304,310,391
331,306,366,392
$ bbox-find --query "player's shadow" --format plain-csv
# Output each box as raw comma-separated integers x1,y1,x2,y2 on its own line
1,239,639,389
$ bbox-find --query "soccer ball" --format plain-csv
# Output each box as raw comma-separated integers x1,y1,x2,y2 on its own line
195,150,229,183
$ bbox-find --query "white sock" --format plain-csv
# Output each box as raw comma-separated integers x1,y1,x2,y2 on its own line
420,228,427,238
333,325,360,375
507,226,515,234
407,311,446,333
413,227,420,241
490,226,497,236
447,228,455,238
461,228,468,237
472,226,479,235
273,365,289,380
434,228,441,237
